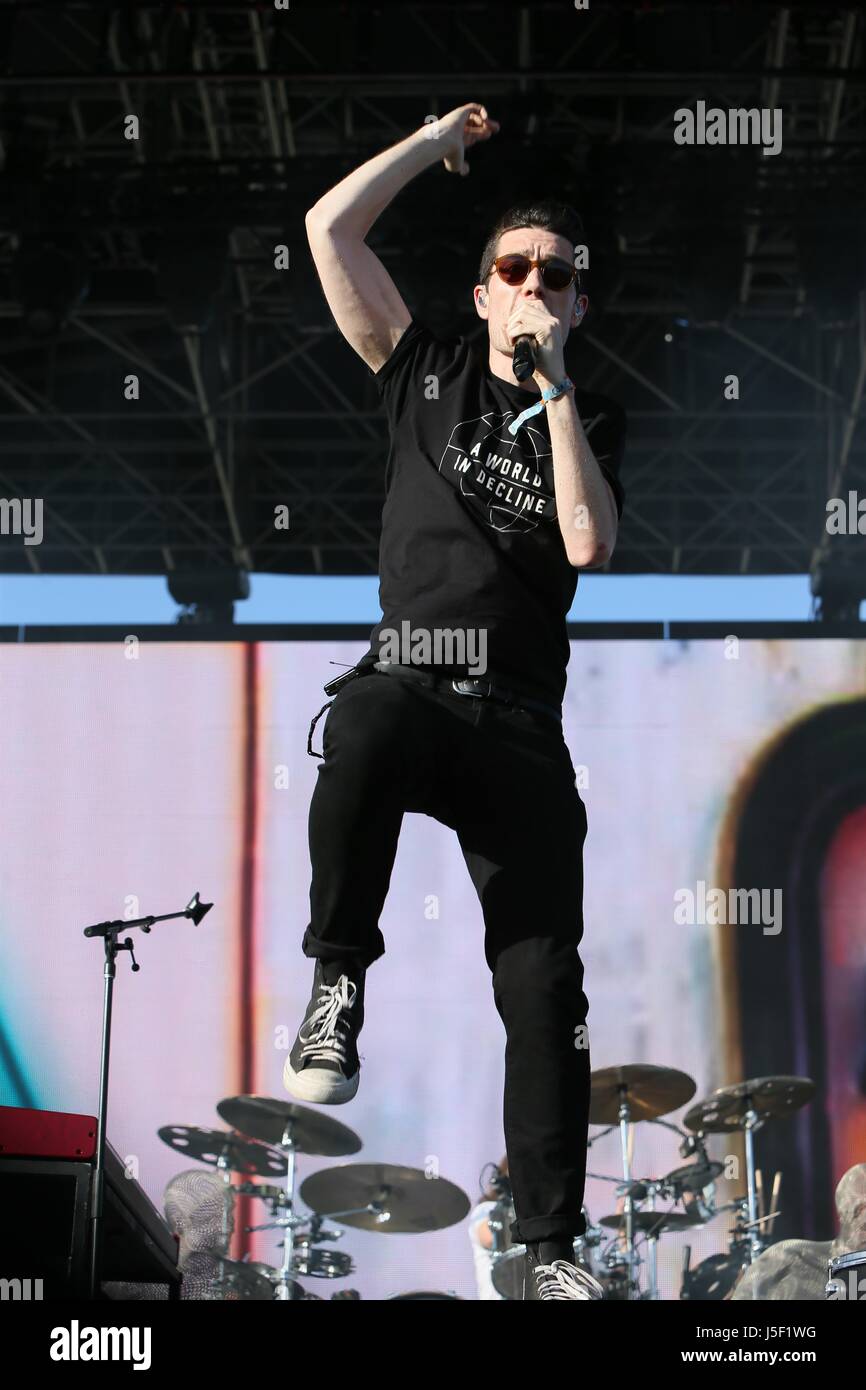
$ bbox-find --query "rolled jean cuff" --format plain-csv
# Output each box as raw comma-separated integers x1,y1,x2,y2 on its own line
510,1212,587,1245
301,924,385,970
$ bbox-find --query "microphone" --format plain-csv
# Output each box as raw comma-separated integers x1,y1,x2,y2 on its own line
511,334,536,383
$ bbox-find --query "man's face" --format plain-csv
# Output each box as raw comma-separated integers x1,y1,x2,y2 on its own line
474,226,589,358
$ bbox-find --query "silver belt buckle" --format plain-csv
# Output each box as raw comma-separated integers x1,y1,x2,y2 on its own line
452,678,489,698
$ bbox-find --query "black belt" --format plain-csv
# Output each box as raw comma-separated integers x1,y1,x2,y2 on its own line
373,661,562,725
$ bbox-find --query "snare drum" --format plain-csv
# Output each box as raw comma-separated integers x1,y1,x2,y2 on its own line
826,1249,866,1300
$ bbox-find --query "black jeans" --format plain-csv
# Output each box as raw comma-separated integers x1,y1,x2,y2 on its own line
301,668,591,1244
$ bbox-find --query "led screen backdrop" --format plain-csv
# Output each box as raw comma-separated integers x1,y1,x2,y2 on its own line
1,637,864,1300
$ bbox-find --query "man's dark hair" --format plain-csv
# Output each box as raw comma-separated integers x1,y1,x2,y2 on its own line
478,199,585,292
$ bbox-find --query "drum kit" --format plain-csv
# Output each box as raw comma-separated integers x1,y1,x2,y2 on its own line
157,1094,471,1299
487,1066,816,1301
156,1067,814,1300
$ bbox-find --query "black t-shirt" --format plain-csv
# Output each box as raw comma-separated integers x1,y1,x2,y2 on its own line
358,317,626,708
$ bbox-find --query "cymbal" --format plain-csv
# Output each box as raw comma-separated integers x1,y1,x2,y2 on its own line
600,1210,705,1235
589,1065,697,1124
157,1124,287,1177
663,1160,724,1193
684,1076,816,1134
217,1095,362,1156
299,1163,471,1233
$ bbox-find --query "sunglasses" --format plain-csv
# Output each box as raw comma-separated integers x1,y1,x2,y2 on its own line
490,254,578,292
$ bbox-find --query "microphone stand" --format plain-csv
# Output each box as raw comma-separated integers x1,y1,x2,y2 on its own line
82,890,213,1299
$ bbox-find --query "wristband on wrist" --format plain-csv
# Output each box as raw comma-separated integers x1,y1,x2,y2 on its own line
508,376,574,436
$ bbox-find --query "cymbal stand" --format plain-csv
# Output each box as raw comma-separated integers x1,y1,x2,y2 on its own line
742,1104,766,1262
271,1117,301,1300
216,1146,234,1256
617,1091,641,1299
640,1179,665,1301
245,1118,304,1299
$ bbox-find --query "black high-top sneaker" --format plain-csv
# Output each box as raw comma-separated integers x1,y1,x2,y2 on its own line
282,959,365,1104
525,1240,606,1301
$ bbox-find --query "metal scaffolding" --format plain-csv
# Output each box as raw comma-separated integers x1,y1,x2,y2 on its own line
0,1,864,593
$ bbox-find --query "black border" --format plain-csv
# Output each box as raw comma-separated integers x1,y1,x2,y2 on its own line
0,621,864,643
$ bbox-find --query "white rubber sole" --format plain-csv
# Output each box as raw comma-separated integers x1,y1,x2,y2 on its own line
282,1055,360,1104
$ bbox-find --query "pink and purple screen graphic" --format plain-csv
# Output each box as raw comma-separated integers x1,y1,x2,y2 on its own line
1,637,864,1298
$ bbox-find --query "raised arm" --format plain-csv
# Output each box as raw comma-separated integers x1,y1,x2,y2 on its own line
305,104,500,373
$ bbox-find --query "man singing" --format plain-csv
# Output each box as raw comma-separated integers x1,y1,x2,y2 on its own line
283,103,626,1301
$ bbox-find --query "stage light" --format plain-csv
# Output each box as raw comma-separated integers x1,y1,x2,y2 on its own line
167,568,250,626
810,558,865,623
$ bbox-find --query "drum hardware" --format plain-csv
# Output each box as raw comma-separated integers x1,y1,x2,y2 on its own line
684,1076,810,1264
577,1206,604,1255
245,1207,354,1282
595,1251,630,1300
663,1160,724,1195
290,1239,355,1280
660,1123,722,1195
486,1200,513,1255
680,1142,791,1297
159,1101,366,1300
235,1181,289,1204
159,1122,302,1299
605,1177,707,1300
480,1160,514,1257
216,1096,364,1301
664,1145,722,1228
681,1249,749,1301
679,1185,717,1226
583,1071,801,1301
679,1193,762,1300
152,1071,812,1300
158,1126,288,1266
589,1064,698,1299
826,1249,866,1301
241,1258,305,1300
